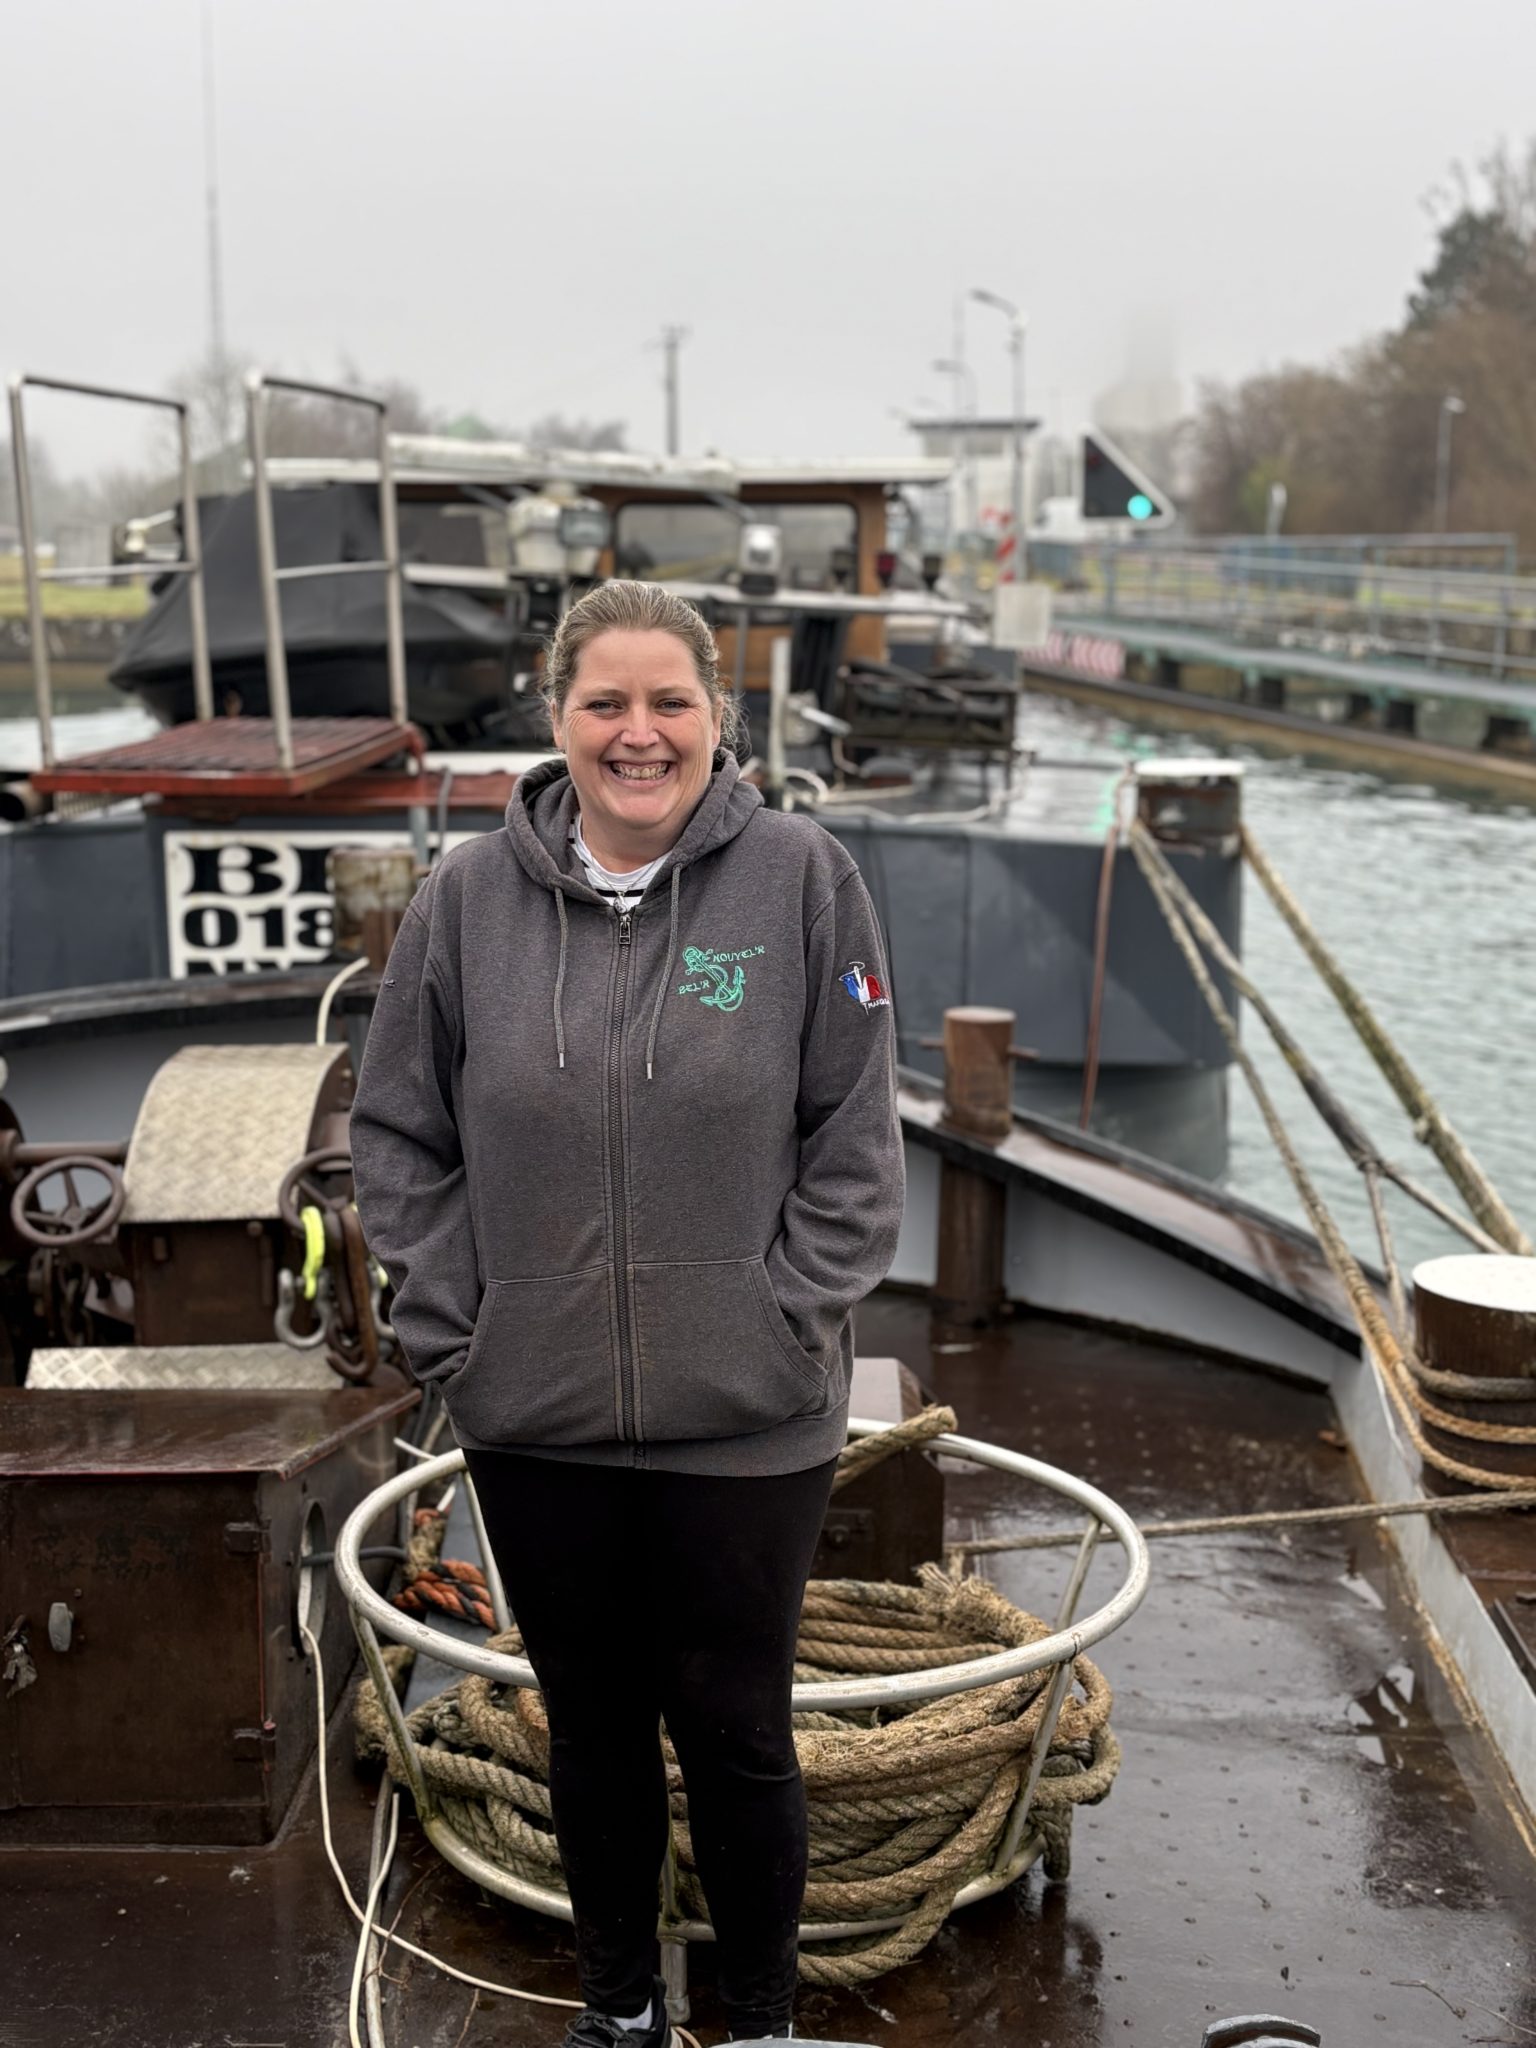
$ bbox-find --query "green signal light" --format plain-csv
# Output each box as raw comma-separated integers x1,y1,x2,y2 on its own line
1127,493,1154,520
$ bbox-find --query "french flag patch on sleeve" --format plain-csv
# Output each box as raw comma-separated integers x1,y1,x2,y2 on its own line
839,961,890,1011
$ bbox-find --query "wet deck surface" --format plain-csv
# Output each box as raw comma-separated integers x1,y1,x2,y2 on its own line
5,1296,1535,2048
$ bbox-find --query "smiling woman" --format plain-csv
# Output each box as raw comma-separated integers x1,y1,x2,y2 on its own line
350,575,903,2047
542,581,746,871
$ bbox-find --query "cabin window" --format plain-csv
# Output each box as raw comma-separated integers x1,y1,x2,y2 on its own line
613,501,858,589
398,501,510,572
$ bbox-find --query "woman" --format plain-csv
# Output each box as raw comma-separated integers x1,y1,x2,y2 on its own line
351,581,904,2046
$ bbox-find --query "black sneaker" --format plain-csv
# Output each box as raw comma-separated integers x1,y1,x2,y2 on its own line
561,1978,674,2048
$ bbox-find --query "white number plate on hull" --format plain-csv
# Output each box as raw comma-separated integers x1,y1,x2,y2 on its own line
163,828,475,977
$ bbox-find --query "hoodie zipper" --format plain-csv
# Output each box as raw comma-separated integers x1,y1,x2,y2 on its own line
609,908,641,1448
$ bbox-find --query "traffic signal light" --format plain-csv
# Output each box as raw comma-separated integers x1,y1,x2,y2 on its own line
1082,431,1173,524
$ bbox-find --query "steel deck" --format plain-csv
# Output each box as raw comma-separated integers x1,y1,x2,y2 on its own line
3,1296,1534,2047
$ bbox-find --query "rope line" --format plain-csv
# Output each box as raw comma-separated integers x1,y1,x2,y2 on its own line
946,1486,1536,1560
1239,824,1534,1257
1127,820,1536,1491
830,1403,956,1489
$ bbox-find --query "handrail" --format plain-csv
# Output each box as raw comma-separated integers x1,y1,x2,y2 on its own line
1053,537,1536,687
334,1420,1147,1962
334,1421,1150,1714
245,371,408,771
5,372,213,766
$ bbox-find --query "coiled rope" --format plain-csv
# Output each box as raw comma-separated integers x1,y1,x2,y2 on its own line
354,1410,1121,1987
391,1507,496,1630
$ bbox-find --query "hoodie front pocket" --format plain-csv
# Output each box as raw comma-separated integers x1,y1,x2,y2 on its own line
632,1256,827,1443
444,1267,617,1444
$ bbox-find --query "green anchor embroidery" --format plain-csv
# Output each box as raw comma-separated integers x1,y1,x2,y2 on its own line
676,942,765,1012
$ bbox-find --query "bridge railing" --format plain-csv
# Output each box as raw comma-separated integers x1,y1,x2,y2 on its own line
1049,537,1536,686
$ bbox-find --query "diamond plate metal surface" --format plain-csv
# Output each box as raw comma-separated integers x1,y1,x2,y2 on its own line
27,1344,340,1391
122,1043,348,1223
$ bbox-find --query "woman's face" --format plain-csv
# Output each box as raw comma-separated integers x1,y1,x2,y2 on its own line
553,628,723,862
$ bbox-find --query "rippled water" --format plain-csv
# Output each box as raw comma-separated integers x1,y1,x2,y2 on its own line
1018,693,1536,1276
4,692,1532,1276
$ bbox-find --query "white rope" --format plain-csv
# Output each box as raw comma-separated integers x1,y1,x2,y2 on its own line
317,954,371,1044
348,1786,398,2048
299,1617,698,2046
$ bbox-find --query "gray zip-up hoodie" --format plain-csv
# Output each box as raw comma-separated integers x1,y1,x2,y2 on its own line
349,751,904,1476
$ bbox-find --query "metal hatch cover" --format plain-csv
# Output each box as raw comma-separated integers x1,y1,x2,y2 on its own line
120,1041,350,1223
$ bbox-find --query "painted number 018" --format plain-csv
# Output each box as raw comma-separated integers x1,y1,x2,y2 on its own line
181,903,335,952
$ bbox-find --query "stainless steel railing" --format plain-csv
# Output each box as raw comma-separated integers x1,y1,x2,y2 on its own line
6,373,214,768
333,1421,1149,1974
245,372,409,770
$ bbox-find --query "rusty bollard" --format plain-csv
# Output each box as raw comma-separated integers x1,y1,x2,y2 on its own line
932,1007,1022,1329
328,846,420,971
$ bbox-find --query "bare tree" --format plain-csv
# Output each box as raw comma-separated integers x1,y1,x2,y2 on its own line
164,346,443,468
436,411,628,450
1188,136,1536,548
522,413,628,453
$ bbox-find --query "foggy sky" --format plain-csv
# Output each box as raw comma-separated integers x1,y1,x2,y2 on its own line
6,0,1536,478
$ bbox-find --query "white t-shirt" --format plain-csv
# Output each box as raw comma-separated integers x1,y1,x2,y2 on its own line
570,818,665,914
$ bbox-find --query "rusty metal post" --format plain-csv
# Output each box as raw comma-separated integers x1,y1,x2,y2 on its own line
934,1007,1014,1327
940,1005,1015,1139
327,846,419,970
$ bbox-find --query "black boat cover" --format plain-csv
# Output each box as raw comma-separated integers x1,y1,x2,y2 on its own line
110,485,512,686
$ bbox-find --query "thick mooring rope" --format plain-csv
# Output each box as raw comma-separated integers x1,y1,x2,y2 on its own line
354,1413,1119,1987
1128,820,1536,1492
392,1507,497,1630
946,1485,1536,1563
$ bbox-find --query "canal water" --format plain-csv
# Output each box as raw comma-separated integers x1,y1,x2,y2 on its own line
1017,692,1536,1277
4,692,1532,1277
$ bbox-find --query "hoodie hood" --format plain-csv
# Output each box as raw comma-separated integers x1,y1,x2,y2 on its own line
504,748,764,1077
505,747,762,902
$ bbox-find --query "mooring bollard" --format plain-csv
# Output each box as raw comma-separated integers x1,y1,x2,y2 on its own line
931,1006,1018,1327
1412,1252,1536,1493
1200,2017,1321,2048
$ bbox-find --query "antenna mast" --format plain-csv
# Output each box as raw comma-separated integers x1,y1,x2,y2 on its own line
201,1,231,449
655,324,690,456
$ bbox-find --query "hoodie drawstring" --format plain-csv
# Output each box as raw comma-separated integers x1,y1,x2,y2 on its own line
552,884,570,1070
645,867,681,1082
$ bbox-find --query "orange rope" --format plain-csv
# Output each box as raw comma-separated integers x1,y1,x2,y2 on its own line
394,1568,496,1632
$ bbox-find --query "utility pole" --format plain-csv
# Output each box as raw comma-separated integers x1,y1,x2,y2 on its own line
201,0,232,458
655,324,690,456
932,352,978,595
1434,393,1465,533
971,288,1028,583
951,296,974,533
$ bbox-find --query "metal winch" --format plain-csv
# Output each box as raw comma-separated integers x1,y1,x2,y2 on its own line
2,1041,398,1391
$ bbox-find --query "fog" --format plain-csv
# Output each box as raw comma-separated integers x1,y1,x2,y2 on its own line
5,0,1536,474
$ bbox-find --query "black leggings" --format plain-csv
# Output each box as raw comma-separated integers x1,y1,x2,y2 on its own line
463,1449,839,2037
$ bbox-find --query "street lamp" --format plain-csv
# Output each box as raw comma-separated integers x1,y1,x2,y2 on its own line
970,288,1028,582
1434,394,1465,534
931,355,978,535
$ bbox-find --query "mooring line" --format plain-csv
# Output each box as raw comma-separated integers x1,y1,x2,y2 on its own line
948,1487,1536,1560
